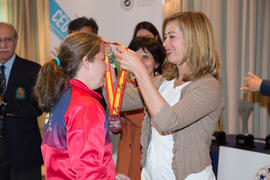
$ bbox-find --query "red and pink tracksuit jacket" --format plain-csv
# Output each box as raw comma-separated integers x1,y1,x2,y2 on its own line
42,79,115,180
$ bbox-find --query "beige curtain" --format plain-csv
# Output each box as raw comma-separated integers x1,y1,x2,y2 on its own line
0,1,7,21
1,0,50,65
163,0,270,138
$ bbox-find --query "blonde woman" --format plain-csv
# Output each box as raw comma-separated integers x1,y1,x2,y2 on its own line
115,12,225,180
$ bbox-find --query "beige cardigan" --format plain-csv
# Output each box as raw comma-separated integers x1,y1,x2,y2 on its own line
114,74,225,180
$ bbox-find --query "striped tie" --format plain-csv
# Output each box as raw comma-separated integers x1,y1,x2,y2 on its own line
0,65,6,96
0,65,6,137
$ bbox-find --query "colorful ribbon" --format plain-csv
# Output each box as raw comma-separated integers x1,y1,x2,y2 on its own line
104,41,128,115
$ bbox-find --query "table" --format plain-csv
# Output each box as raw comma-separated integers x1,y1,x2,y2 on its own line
210,134,270,179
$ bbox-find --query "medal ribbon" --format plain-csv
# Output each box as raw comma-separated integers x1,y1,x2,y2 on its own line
104,42,128,115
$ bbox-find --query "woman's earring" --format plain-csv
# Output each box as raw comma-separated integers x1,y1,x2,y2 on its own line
154,68,158,76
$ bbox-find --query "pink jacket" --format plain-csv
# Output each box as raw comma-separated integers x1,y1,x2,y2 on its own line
42,79,116,180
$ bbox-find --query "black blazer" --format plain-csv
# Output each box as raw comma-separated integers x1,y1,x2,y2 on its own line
260,79,270,96
3,55,43,172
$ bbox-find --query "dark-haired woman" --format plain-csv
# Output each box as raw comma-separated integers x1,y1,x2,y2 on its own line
132,21,163,45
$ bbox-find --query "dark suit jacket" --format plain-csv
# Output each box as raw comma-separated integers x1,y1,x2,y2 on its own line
2,55,43,172
260,79,270,96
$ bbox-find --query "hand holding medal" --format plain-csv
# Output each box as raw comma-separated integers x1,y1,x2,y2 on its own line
114,45,144,76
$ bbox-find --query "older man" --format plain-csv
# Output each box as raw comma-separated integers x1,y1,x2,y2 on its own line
0,22,42,180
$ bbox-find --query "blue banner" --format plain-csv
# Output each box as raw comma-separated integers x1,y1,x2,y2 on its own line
49,0,71,40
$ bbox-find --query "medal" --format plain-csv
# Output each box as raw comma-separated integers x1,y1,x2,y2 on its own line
108,115,125,133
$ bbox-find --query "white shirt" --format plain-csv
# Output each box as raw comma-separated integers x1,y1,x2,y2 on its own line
141,78,190,180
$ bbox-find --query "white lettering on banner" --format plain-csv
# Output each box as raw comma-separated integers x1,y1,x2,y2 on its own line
51,10,62,22
52,10,70,33
57,15,69,32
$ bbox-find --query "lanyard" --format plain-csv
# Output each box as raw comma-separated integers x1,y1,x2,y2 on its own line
104,42,128,115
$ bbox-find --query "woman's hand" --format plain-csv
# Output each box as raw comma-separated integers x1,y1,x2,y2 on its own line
114,46,145,76
104,43,113,56
241,72,262,92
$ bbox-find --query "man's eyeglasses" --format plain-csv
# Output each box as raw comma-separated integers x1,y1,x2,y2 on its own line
0,37,16,43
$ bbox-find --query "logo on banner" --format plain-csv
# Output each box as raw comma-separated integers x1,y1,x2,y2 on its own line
121,0,134,11
49,0,71,40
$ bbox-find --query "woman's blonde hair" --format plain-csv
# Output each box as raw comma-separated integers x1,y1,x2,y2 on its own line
34,32,102,112
162,11,221,81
